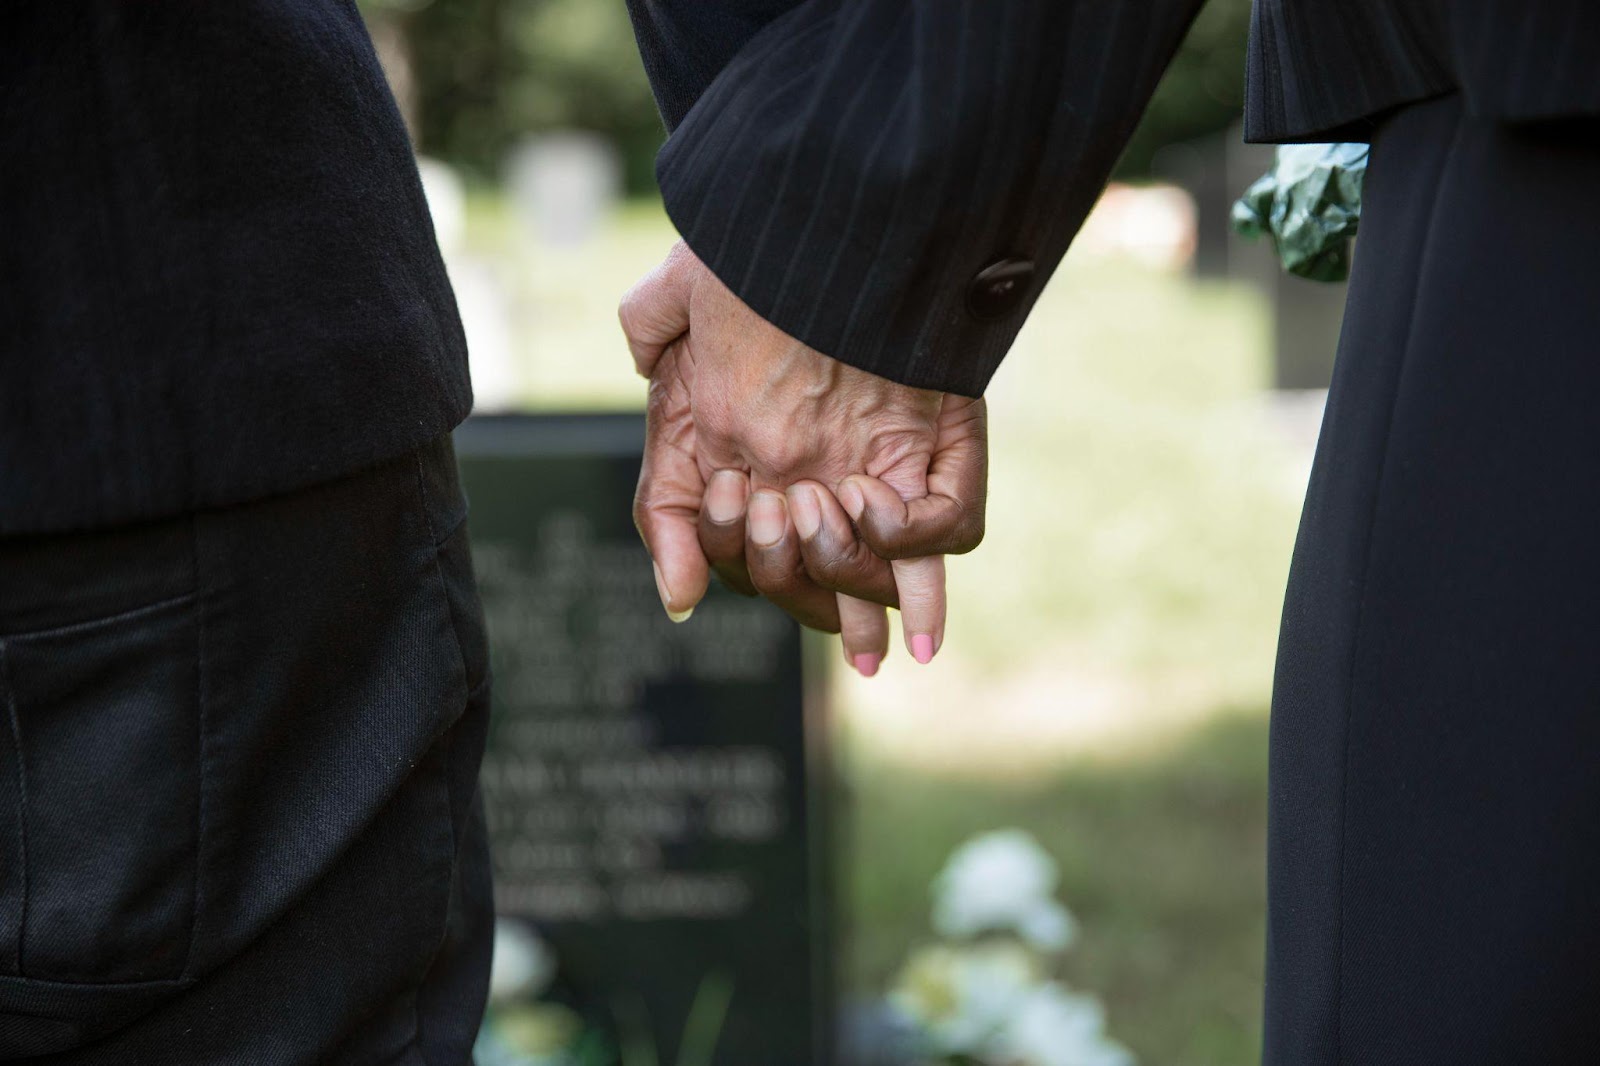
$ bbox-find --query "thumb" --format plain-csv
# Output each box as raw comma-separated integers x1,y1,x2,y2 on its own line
633,351,711,621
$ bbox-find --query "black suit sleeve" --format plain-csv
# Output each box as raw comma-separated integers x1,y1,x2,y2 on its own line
645,0,1207,397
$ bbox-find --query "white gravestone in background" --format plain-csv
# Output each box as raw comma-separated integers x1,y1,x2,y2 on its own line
506,131,622,248
417,156,519,411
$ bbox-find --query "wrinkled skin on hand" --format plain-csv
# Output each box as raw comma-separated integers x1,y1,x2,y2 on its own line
623,243,944,496
621,241,986,668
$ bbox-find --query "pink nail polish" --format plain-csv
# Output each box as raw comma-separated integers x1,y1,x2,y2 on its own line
910,634,935,664
853,653,882,678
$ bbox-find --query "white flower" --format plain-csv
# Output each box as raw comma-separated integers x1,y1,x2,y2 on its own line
997,983,1136,1066
931,830,1077,952
890,941,1041,1055
488,919,557,1003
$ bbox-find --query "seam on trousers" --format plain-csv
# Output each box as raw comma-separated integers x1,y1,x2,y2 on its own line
414,452,472,711
0,641,29,975
411,449,468,1066
0,591,195,642
1331,104,1468,1064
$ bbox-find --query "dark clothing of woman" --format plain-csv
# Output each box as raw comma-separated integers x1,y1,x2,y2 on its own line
1267,94,1600,1064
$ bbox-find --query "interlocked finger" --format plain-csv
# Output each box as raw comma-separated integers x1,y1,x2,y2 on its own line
697,468,758,597
743,490,842,632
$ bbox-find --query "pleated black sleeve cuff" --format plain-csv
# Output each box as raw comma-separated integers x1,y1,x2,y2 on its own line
653,0,1205,398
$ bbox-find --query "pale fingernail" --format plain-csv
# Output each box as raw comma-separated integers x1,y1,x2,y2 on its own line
787,485,822,539
706,470,747,523
653,561,693,623
838,479,866,521
748,491,786,547
910,633,935,664
853,653,882,678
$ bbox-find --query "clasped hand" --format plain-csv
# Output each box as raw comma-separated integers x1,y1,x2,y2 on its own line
620,242,988,674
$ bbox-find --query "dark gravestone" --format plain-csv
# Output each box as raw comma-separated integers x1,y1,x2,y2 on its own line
454,413,834,1066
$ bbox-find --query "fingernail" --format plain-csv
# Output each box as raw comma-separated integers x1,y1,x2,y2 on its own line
838,479,866,521
910,633,935,664
653,561,693,623
787,485,821,539
706,470,747,524
748,491,786,547
852,653,882,678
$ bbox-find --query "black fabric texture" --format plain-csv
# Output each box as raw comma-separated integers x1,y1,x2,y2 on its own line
0,2,471,536
1264,94,1600,1064
0,434,493,1064
1246,0,1600,143
628,0,1600,398
628,0,1207,398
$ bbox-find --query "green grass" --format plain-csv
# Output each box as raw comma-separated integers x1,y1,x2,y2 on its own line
842,711,1270,1066
463,195,1312,1065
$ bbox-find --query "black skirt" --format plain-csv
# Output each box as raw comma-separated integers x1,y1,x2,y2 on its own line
1264,93,1600,1064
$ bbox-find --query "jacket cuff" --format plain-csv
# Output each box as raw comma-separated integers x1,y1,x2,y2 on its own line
652,0,1204,398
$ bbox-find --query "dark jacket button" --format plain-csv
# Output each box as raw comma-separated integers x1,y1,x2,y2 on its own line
966,258,1035,321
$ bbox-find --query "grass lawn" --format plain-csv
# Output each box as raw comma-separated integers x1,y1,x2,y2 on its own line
462,194,1315,1065
841,711,1270,1066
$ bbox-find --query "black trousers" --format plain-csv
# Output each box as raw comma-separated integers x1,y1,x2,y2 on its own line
1264,95,1600,1063
0,435,493,1064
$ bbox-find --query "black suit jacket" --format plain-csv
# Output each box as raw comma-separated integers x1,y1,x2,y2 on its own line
0,1,469,535
628,0,1600,398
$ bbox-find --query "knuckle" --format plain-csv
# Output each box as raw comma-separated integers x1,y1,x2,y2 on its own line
808,556,849,590
630,491,652,534
954,514,986,554
748,561,797,599
800,542,851,587
748,428,808,477
944,498,986,554
616,286,650,338
864,522,915,560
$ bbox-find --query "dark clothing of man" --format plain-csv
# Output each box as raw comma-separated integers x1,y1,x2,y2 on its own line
0,436,491,1064
2,5,493,1062
0,2,470,535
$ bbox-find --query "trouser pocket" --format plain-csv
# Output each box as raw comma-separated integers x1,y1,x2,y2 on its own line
0,588,202,987
0,576,203,1057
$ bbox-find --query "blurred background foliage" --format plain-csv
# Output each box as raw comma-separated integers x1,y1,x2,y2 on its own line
359,0,1252,193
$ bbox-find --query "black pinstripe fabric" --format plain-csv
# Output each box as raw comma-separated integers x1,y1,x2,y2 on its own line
1247,0,1600,143
630,0,1600,398
634,0,1205,398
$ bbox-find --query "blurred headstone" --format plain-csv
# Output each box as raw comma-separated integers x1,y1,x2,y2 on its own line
1226,123,1347,392
507,132,622,247
456,414,835,1066
1152,132,1232,278
417,157,465,256
417,158,519,410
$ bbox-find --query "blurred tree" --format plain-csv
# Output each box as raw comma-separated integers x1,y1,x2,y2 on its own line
360,0,1251,195
1117,0,1253,178
361,0,662,194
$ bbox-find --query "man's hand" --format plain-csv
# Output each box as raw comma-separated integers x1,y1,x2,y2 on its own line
621,241,985,666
